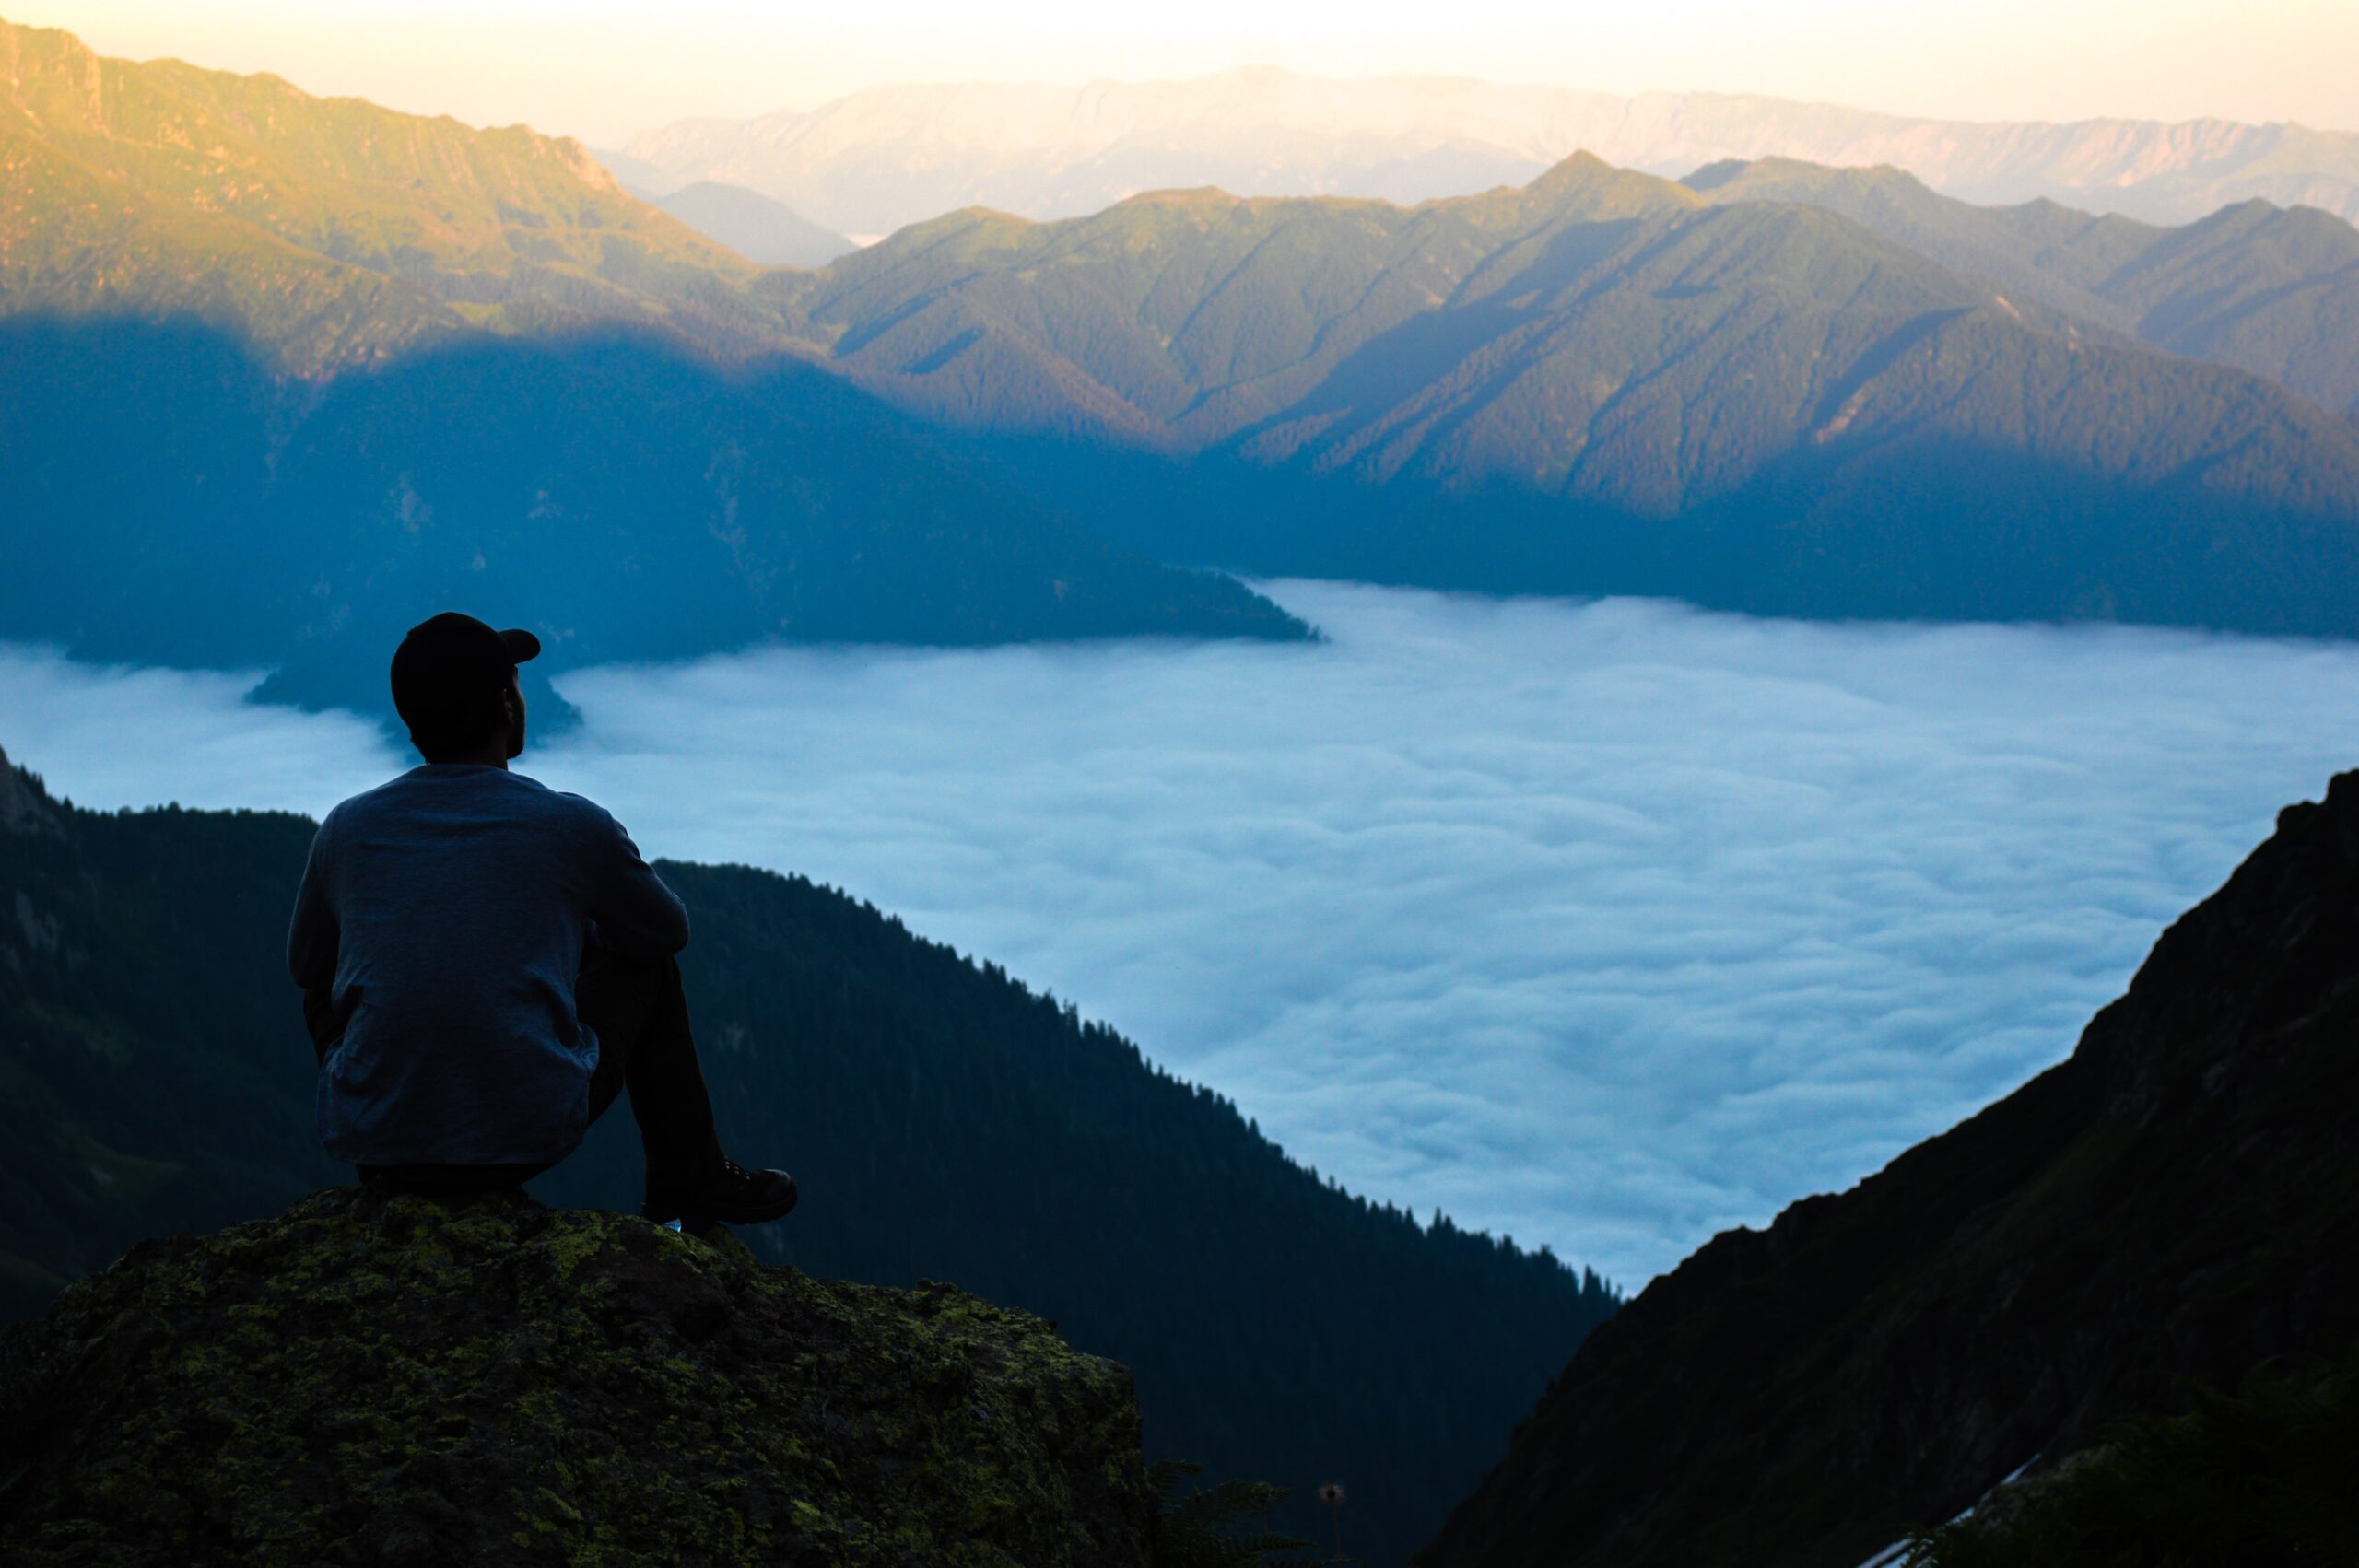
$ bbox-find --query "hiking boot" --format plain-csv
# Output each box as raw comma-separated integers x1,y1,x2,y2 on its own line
641,1157,798,1228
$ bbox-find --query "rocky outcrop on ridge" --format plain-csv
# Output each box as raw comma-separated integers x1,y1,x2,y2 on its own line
0,1188,1156,1566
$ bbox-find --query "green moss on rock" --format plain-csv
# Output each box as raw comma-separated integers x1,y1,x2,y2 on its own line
0,1188,1156,1566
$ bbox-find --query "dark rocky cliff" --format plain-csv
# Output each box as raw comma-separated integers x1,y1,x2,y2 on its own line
1416,771,2359,1568
0,1188,1156,1565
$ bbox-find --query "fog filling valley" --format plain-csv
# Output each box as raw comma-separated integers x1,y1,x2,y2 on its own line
9,579,2358,1287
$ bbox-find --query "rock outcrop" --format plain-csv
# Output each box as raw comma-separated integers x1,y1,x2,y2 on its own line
0,1189,1156,1566
1416,772,2359,1568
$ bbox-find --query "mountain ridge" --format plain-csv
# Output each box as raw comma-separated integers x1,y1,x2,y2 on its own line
1684,156,2359,413
0,16,785,374
769,154,2359,639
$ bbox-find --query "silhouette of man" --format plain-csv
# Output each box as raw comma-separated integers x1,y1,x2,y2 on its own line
287,611,796,1228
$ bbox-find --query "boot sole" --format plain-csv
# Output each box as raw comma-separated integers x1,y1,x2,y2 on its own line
648,1181,798,1229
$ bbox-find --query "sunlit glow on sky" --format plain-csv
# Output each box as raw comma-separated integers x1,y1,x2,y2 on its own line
10,0,2357,146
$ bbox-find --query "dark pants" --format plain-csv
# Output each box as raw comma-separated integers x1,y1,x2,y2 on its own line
314,948,724,1196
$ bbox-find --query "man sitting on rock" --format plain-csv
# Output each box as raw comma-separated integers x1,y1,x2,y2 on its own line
287,611,797,1229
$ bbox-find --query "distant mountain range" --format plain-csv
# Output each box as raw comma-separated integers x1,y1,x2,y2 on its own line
0,743,1617,1565
772,156,2359,637
613,66,2359,240
1414,769,2359,1565
12,13,2359,708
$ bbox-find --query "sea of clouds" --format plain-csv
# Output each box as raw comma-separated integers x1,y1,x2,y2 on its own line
7,579,2358,1287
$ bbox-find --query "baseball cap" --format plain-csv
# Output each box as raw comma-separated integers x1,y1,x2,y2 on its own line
390,612,541,747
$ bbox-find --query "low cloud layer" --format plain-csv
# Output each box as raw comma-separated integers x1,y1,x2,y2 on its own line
7,582,2357,1286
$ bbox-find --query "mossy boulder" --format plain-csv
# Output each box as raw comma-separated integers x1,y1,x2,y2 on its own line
0,1188,1156,1566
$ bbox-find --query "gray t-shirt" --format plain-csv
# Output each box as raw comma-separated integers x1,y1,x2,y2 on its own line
288,764,688,1165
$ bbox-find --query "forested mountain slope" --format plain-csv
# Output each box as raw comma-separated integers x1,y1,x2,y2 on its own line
780,152,2359,476
1414,769,2359,1568
0,745,1612,1565
778,155,2359,637
0,17,786,371
1687,157,2359,415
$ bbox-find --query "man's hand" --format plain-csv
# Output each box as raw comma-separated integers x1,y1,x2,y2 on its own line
303,985,344,1065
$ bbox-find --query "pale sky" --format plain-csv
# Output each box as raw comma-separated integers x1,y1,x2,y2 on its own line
10,0,2357,148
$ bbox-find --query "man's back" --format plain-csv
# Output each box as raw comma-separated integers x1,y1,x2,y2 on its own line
289,764,688,1166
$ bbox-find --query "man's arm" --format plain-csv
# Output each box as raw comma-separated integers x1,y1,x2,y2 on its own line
586,810,691,958
288,821,343,1063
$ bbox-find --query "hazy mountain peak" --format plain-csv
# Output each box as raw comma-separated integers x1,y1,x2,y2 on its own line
1528,150,1700,215
1115,184,1243,208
